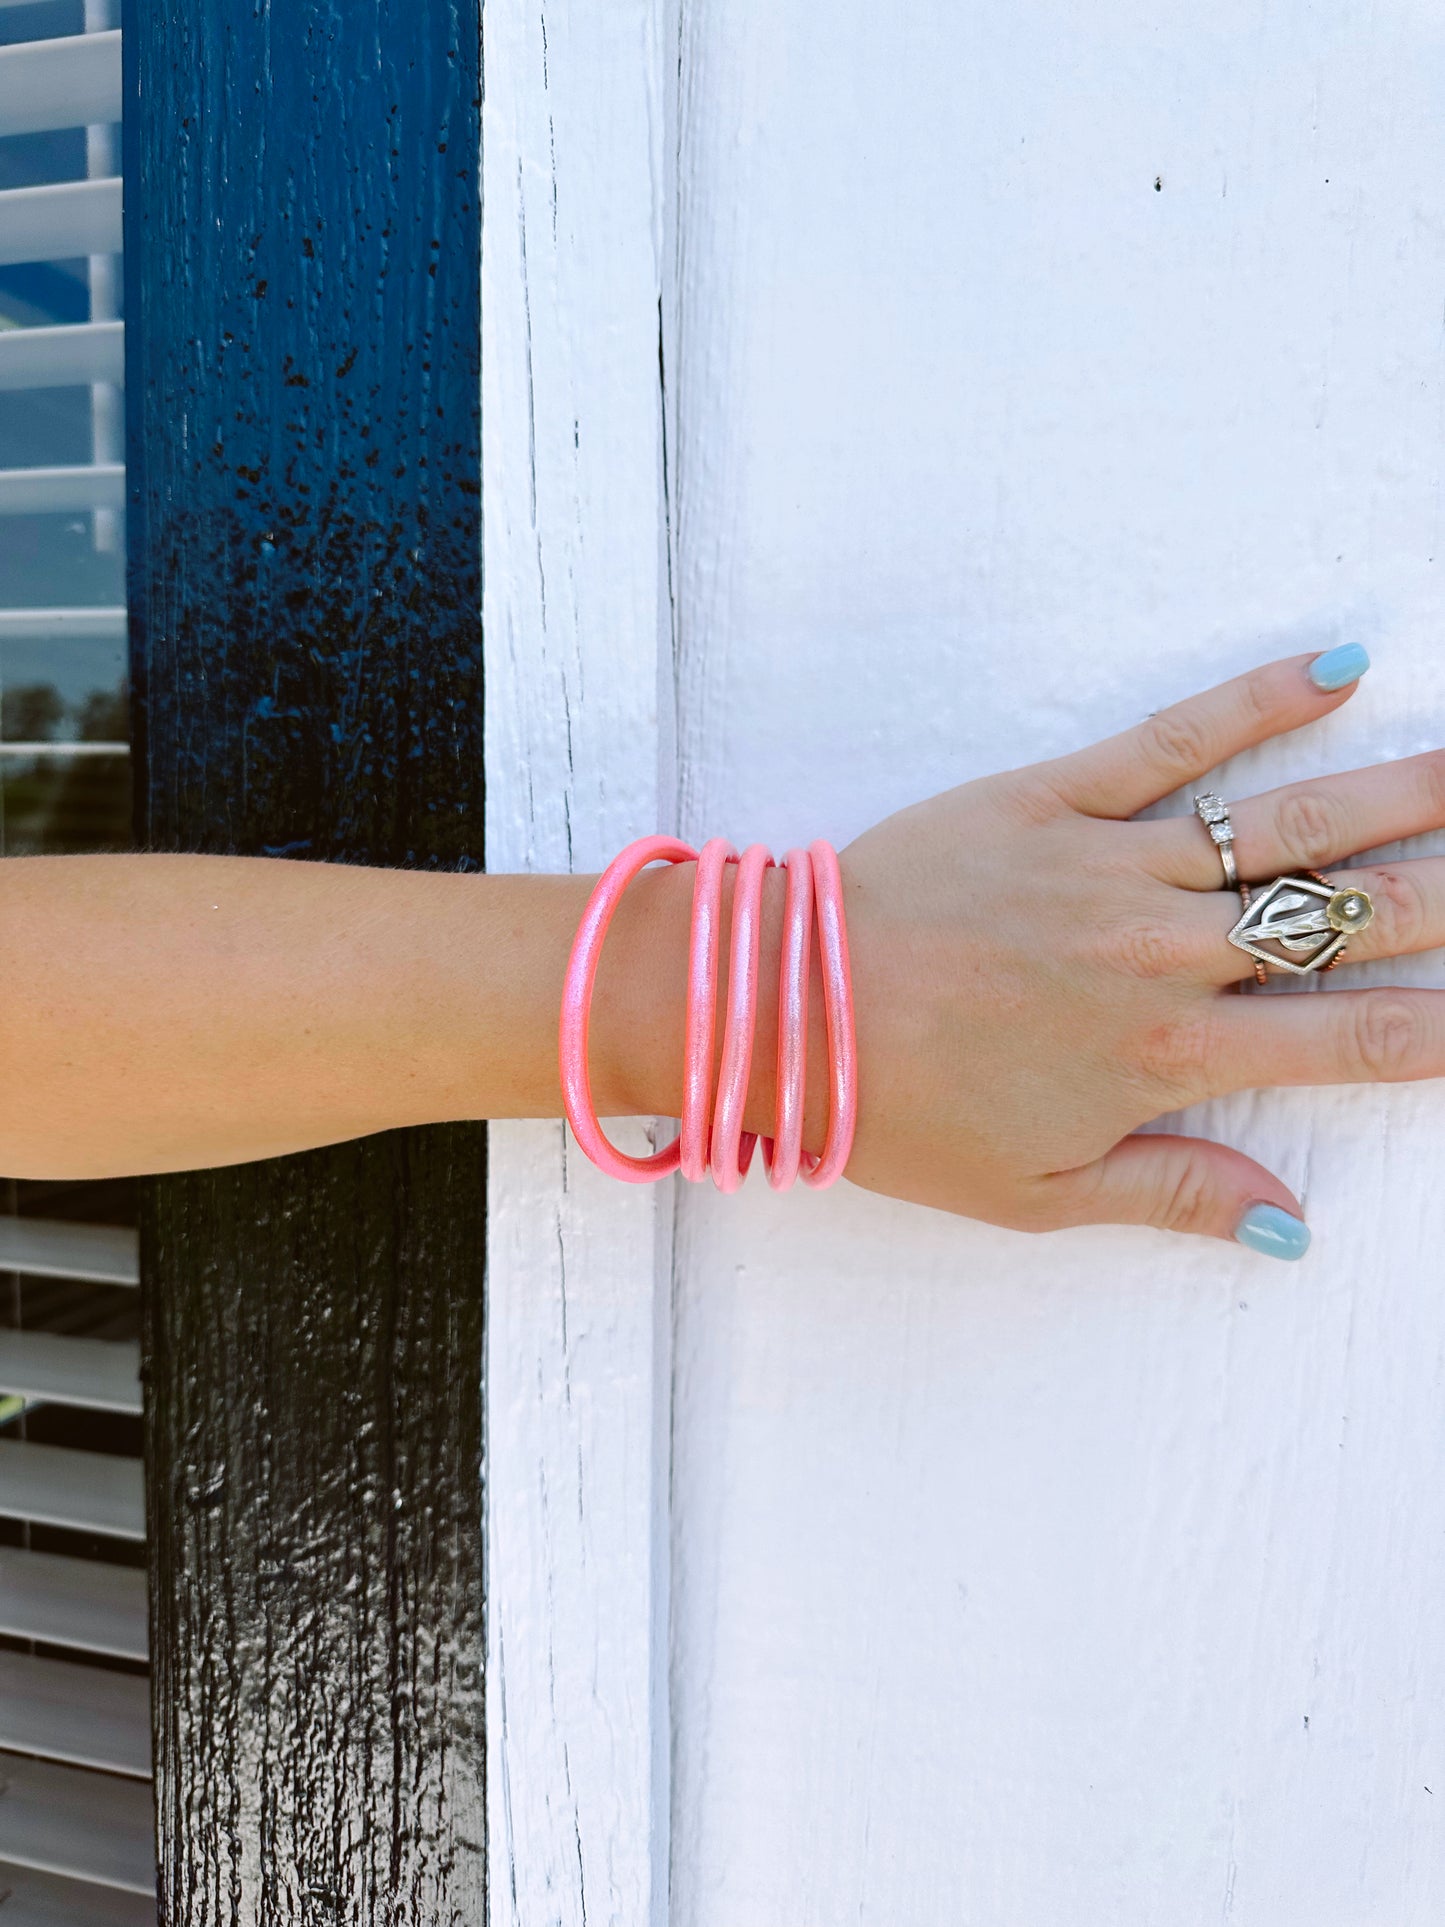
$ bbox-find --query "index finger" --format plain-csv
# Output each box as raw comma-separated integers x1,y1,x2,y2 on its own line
1041,647,1369,820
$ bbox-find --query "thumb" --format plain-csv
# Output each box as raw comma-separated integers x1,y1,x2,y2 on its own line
1040,1133,1311,1260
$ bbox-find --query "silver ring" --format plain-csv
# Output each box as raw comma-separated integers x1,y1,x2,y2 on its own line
1227,870,1375,976
1193,792,1239,889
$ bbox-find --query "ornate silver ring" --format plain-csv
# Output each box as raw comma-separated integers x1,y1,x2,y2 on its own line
1193,792,1239,889
1227,869,1375,977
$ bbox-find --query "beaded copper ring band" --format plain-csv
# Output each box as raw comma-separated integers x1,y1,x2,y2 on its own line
1234,883,1270,986
1229,866,1374,983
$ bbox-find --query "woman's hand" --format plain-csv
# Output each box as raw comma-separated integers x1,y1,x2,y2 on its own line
12,642,1437,1229
837,646,1442,1254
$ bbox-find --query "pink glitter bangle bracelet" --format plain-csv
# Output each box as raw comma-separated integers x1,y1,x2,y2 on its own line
679,836,737,1183
558,834,858,1190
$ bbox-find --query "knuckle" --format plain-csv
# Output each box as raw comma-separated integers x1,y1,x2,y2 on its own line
968,1173,1070,1235
1367,866,1427,953
1001,1191,1065,1234
1002,772,1071,827
1149,1153,1218,1236
1238,665,1283,729
1274,788,1351,867
1133,1010,1217,1096
1136,707,1215,780
1344,996,1425,1082
1112,917,1194,981
1419,749,1445,821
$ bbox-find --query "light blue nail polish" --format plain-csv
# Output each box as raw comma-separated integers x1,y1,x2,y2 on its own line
1308,642,1371,691
1234,1203,1312,1262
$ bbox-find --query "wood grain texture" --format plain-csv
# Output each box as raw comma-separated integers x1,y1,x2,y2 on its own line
482,2,673,1923
667,3,1445,1922
125,3,486,1920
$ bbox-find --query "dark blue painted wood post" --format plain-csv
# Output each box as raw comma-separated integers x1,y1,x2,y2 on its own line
123,4,486,1920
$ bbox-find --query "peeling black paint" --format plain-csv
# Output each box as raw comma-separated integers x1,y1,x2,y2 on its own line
123,2,485,1921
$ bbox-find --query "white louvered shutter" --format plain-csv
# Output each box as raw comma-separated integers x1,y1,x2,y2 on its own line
0,5,153,1924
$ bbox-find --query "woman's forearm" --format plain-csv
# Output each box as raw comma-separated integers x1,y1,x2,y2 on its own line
14,652,1445,1248
0,854,587,1177
0,852,822,1179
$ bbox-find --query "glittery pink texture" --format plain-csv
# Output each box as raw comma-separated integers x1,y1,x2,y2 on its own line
559,834,857,1190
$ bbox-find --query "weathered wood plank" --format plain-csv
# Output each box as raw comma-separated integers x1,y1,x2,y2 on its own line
667,3,1445,1921
482,1,673,1920
125,3,486,1921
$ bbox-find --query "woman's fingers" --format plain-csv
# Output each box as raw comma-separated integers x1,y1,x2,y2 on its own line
1212,986,1445,1092
1144,749,1445,890
1035,1133,1309,1254
1039,652,1364,821
1195,859,1445,984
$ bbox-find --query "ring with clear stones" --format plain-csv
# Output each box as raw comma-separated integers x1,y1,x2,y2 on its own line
1193,791,1239,890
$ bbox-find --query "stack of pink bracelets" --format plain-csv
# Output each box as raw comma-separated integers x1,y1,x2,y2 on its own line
559,836,858,1191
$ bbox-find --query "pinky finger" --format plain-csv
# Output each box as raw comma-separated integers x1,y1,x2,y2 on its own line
1217,987,1445,1092
1035,1133,1311,1256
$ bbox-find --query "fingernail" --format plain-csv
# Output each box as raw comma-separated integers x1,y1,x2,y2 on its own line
1308,642,1371,691
1234,1202,1312,1262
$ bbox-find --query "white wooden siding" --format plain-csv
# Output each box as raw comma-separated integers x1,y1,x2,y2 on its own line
667,3,1445,1922
486,2,1445,1921
483,2,673,1922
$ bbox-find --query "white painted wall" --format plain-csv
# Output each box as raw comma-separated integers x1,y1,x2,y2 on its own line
666,2,1445,1922
487,2,1445,1921
483,3,672,1921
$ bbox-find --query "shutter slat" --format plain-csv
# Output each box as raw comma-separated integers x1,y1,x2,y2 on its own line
0,1654,149,1780
0,1442,145,1540
0,1333,140,1416
0,1755,154,1893
0,31,122,137
0,744,130,758
0,465,125,514
0,611,128,650
0,323,124,392
0,19,154,1897
0,1863,154,1927
0,1551,146,1662
0,180,122,268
